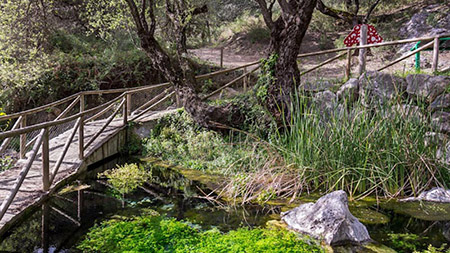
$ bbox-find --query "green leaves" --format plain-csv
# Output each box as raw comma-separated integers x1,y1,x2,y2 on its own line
78,215,324,252
100,163,151,196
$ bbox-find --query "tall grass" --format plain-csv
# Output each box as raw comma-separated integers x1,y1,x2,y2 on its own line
272,93,449,199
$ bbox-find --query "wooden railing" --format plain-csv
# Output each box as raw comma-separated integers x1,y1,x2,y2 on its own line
297,33,450,79
0,62,260,222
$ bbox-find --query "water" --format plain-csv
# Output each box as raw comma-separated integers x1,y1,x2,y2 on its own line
0,157,448,252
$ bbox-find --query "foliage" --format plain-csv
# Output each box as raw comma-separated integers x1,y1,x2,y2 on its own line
78,214,324,252
100,163,151,196
142,110,254,173
0,156,14,172
255,54,278,102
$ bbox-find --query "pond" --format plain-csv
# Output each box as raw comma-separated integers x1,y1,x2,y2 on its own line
0,156,449,252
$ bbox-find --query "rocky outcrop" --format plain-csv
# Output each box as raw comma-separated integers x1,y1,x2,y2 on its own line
337,78,359,102
400,188,450,203
359,71,407,107
430,94,450,111
406,75,450,103
281,190,371,245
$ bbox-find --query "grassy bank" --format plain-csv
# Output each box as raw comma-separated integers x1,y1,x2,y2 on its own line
142,91,449,202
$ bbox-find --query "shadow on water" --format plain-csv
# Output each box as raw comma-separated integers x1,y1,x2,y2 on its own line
0,156,448,252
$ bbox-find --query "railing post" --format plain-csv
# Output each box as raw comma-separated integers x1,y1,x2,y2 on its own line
79,94,84,160
123,96,128,126
220,48,224,68
358,24,368,76
345,49,352,80
42,127,50,191
20,115,27,159
243,67,248,92
432,37,439,73
126,93,132,116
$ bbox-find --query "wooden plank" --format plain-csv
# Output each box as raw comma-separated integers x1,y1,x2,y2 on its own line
432,37,439,73
301,52,347,76
196,61,260,80
79,95,85,160
358,24,368,76
378,40,434,72
42,128,50,191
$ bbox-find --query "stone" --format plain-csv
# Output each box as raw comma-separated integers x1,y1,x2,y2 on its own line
424,132,447,147
430,94,450,111
406,74,450,103
281,190,371,245
337,78,359,102
300,80,335,92
436,142,450,165
431,111,450,134
401,188,450,203
359,71,407,107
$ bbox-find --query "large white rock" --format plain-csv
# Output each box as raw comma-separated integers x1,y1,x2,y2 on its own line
281,190,371,245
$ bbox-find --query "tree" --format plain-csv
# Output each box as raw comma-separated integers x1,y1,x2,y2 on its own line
255,0,317,121
118,0,245,129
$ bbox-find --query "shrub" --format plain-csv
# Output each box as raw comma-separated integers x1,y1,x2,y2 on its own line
99,163,151,196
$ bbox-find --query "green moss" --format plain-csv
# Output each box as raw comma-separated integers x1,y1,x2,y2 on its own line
78,215,325,252
381,201,450,221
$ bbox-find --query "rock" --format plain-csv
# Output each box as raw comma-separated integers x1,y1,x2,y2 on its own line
281,190,371,245
337,78,359,102
406,74,450,103
401,188,450,203
436,142,450,165
424,132,447,147
380,104,424,122
430,94,450,111
432,111,450,134
359,71,407,107
300,80,335,92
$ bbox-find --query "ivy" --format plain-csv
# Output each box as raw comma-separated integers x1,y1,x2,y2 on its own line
255,54,278,102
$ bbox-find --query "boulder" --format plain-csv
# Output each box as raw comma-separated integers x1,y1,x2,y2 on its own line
281,190,371,245
359,71,407,107
430,94,450,111
401,188,450,203
337,78,359,102
431,111,450,134
300,80,335,92
406,74,449,103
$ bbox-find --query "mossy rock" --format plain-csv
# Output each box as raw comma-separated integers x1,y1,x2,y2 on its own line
381,200,450,221
349,207,390,225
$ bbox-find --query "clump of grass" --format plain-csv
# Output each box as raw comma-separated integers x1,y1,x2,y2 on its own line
271,93,448,199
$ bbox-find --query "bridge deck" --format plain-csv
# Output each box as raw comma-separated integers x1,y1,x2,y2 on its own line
0,110,170,230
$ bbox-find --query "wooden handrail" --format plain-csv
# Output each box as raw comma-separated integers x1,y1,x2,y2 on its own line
301,52,347,76
378,40,434,71
84,99,125,150
0,94,124,139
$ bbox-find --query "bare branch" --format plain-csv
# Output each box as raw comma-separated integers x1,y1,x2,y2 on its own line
124,0,146,35
141,0,149,33
149,0,156,35
363,0,382,23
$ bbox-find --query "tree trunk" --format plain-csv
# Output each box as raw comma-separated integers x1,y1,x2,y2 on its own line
264,0,317,122
139,35,244,129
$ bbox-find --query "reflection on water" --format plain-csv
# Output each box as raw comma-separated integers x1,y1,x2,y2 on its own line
0,157,448,252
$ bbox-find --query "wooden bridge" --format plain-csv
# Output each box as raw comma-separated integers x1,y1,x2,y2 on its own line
0,33,448,235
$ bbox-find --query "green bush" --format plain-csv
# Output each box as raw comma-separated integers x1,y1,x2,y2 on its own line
100,163,151,196
78,215,324,252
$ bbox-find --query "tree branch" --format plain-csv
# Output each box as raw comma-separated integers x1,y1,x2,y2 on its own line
124,0,146,35
140,0,149,33
192,5,208,16
316,0,357,25
149,0,156,35
363,0,382,23
254,0,274,29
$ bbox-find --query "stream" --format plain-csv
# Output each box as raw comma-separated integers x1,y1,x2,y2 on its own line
0,156,449,252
